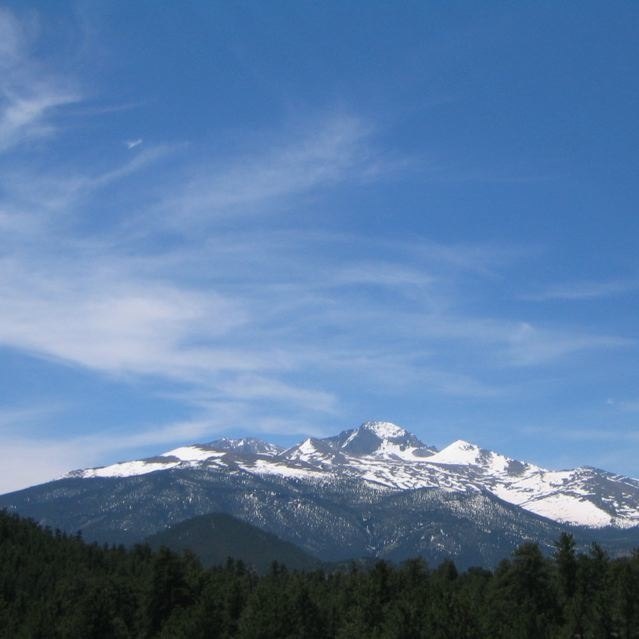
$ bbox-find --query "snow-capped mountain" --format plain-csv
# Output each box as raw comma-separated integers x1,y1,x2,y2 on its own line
208,437,283,457
66,420,639,529
2,420,639,568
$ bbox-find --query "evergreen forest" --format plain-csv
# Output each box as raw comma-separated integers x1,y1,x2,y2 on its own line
1,509,639,638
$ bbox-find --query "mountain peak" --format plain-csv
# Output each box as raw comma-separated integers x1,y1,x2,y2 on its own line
427,439,486,465
322,420,435,458
208,437,282,457
360,421,410,439
280,436,347,466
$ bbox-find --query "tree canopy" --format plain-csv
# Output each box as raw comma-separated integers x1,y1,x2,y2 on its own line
1,510,638,638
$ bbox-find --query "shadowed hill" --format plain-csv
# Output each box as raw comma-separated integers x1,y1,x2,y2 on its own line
145,512,320,573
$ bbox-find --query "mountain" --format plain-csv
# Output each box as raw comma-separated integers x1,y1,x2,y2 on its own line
145,512,320,572
208,437,283,457
65,420,639,528
1,421,638,567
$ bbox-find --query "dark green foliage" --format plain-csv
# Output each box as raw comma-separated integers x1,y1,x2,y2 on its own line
1,509,639,638
484,543,559,638
146,513,320,573
555,532,578,602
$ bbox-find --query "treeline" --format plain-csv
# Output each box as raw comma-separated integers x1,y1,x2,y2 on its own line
1,510,639,638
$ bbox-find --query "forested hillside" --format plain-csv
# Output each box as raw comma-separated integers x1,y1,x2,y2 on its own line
145,513,320,572
1,509,638,638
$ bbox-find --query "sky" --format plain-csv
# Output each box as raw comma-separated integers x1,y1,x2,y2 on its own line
0,1,638,493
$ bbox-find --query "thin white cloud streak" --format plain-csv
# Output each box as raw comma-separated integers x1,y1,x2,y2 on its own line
298,302,630,368
313,350,501,398
215,375,339,414
607,399,639,413
419,316,628,367
0,261,258,378
158,114,380,225
0,8,25,65
0,405,66,430
0,227,626,405
0,7,80,152
132,233,620,373
504,322,631,366
333,262,437,289
0,250,340,415
115,232,611,376
522,279,639,302
0,89,78,151
0,143,174,231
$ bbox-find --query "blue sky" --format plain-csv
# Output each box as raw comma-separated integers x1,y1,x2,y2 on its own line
1,2,638,492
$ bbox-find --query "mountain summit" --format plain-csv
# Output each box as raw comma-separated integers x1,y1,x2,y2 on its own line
323,421,437,458
283,421,437,464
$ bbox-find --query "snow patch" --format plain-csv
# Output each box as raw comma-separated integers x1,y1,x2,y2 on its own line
162,446,225,462
298,438,318,455
523,494,613,528
427,440,483,465
80,460,181,478
367,440,425,461
362,421,408,439
242,459,325,480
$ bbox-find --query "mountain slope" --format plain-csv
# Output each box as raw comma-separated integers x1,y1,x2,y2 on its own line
146,512,319,572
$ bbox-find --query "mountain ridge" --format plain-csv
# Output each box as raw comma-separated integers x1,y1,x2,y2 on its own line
60,420,639,529
2,420,638,569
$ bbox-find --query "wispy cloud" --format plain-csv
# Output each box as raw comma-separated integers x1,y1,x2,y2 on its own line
0,7,80,152
0,404,66,431
607,398,639,413
522,278,639,302
157,114,380,226
215,375,339,414
1,142,172,220
504,322,631,366
0,261,251,377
